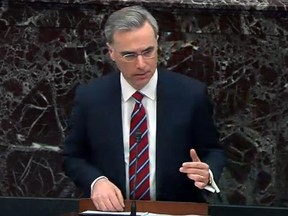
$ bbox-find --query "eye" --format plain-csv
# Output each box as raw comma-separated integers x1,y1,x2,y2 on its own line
142,48,154,57
122,53,137,60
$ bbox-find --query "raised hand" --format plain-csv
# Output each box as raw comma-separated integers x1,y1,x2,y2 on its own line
179,149,210,189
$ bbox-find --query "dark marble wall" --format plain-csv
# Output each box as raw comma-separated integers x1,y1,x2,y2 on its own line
0,0,287,207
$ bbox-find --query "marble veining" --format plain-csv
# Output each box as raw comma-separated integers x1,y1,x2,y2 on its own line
0,0,288,207
2,0,288,11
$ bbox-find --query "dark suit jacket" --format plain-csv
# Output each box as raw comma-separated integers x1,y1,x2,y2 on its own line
63,67,226,202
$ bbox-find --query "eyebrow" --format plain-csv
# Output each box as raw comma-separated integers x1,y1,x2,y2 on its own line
120,46,155,56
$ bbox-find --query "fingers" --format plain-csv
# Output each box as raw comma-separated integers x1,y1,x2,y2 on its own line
181,161,208,169
194,181,207,189
190,149,201,162
91,179,124,212
115,186,125,208
94,199,111,212
110,186,125,211
187,172,208,181
180,164,209,183
181,149,209,172
184,173,210,189
92,192,123,211
179,149,210,188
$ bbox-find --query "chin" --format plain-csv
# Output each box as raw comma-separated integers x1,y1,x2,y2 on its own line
133,82,146,90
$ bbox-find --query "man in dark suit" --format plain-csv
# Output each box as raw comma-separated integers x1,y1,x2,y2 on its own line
63,5,226,212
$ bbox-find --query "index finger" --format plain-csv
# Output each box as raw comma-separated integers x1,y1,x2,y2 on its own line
190,149,201,162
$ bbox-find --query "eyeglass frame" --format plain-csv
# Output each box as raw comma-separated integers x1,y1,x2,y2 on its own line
109,45,158,62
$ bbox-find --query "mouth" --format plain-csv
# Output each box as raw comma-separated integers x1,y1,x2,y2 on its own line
136,71,149,76
136,73,146,76
135,73,147,78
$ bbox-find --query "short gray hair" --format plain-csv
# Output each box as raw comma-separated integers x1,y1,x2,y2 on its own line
104,6,159,44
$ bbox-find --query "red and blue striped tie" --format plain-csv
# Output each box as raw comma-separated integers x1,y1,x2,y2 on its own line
129,91,150,200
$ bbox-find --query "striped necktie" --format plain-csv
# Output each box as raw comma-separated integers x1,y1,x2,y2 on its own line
129,91,150,200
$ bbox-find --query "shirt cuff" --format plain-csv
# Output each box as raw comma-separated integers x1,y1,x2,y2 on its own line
90,176,108,196
204,169,220,193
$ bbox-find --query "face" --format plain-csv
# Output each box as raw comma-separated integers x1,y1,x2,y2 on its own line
108,21,158,90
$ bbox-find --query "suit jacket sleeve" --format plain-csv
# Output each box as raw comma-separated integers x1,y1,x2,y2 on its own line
63,85,103,196
193,85,226,183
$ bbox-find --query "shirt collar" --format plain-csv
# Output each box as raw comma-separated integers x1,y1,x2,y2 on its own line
121,69,158,102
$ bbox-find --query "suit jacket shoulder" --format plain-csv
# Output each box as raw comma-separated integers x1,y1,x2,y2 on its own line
157,67,207,103
75,72,121,105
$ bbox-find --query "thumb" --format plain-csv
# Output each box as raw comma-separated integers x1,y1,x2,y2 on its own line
190,149,201,162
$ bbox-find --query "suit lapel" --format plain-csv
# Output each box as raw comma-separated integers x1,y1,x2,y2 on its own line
156,69,168,145
155,69,172,198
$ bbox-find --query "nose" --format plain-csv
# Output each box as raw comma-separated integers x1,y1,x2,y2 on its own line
135,55,146,69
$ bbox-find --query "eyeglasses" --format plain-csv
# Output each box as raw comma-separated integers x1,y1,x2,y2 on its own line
118,47,157,62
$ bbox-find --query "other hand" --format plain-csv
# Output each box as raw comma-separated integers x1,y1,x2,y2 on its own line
91,178,125,211
179,149,210,189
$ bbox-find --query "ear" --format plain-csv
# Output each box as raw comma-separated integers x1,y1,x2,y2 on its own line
107,43,115,61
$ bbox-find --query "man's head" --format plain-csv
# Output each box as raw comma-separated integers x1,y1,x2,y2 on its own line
104,6,159,90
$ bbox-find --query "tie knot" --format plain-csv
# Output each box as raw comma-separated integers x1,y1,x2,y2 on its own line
132,91,144,102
